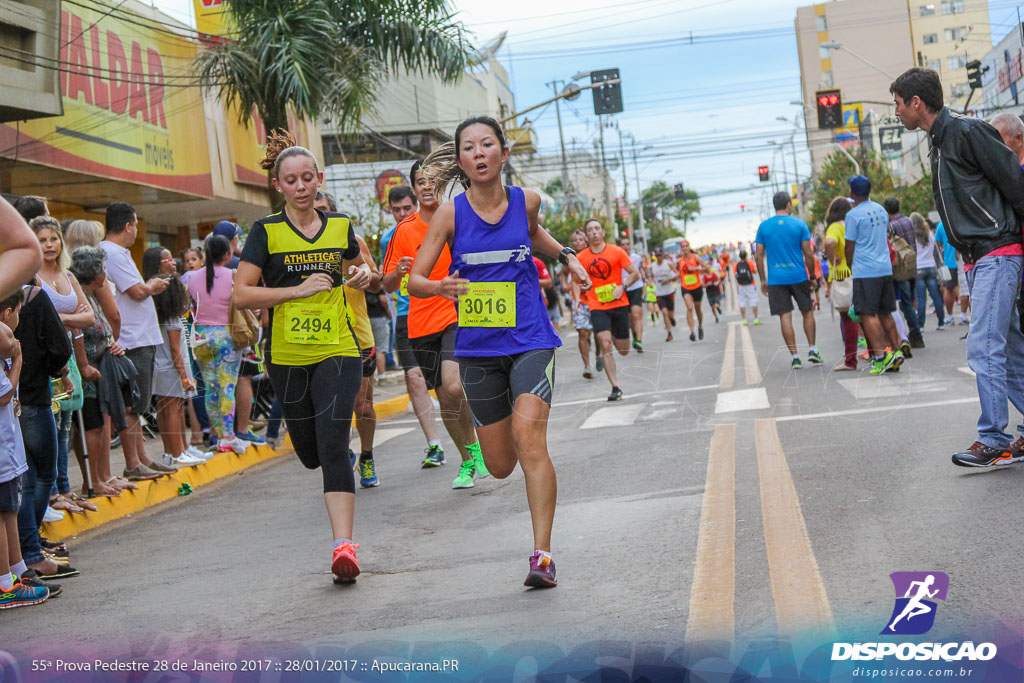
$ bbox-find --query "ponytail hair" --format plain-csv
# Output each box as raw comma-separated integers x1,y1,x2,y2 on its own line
421,116,508,199
260,128,319,179
204,234,231,294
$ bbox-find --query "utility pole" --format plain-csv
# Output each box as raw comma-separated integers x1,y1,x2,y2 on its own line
597,115,616,236
546,79,572,201
616,125,632,246
630,137,647,254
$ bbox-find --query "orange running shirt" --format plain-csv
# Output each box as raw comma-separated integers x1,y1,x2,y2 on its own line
679,254,703,290
576,243,631,310
381,211,458,338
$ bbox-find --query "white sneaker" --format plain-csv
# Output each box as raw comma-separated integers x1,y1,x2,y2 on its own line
164,452,204,467
217,437,249,455
43,506,65,523
185,445,212,461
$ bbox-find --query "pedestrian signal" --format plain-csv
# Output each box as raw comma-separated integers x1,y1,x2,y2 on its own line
816,89,843,129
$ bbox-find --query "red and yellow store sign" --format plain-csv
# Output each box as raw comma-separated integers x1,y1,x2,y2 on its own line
0,4,214,197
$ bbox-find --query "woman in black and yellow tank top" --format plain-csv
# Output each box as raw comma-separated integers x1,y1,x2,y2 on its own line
233,131,377,584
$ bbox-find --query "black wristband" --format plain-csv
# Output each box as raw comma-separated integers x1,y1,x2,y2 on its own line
559,246,576,265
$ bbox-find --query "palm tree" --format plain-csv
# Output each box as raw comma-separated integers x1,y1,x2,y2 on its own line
195,0,471,200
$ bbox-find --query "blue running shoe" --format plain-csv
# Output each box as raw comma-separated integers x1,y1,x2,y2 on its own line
359,458,379,488
349,449,357,471
0,580,49,609
235,429,266,445
421,444,445,468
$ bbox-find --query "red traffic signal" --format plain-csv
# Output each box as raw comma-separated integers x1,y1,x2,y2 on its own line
815,89,843,129
758,165,770,182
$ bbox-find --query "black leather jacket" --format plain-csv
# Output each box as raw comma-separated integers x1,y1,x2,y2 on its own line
929,107,1024,263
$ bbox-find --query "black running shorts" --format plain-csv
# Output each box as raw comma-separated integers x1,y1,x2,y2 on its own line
359,345,377,379
590,305,631,340
626,287,643,307
394,315,419,373
682,286,703,303
657,292,675,311
458,348,555,427
767,281,813,316
411,323,458,391
852,275,897,316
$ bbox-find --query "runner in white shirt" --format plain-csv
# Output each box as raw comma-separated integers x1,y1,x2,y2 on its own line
650,249,678,341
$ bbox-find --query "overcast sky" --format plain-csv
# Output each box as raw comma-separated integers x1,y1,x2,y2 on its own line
156,0,1015,245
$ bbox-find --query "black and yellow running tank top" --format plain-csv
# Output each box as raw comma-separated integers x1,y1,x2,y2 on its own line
240,210,362,366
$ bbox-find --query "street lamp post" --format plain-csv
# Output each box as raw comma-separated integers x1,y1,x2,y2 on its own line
819,41,897,80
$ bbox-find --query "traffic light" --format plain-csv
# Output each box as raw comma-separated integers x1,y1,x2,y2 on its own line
816,89,843,129
758,165,770,182
674,183,685,200
966,60,984,89
591,68,624,115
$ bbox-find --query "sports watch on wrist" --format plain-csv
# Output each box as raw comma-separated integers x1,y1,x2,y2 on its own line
559,246,576,265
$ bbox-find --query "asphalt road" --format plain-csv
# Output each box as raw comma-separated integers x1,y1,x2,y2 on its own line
5,286,1021,678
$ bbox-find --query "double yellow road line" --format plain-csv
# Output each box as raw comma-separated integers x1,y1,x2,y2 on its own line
687,320,833,643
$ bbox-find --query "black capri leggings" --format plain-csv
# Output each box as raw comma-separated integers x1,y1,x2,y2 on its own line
266,355,362,494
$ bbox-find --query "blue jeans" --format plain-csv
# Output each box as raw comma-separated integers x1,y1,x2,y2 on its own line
51,410,72,495
915,267,946,328
893,279,922,338
17,404,58,564
191,355,210,433
964,254,1024,448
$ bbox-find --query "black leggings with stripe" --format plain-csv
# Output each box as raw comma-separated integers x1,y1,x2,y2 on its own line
267,355,361,493
457,348,555,427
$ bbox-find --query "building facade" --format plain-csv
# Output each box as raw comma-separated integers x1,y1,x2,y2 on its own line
0,0,322,261
795,0,990,175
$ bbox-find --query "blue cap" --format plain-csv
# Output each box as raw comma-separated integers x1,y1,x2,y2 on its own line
848,175,872,197
213,221,241,239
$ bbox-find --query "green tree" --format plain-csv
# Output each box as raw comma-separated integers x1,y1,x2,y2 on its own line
809,147,934,224
196,0,471,204
638,180,700,246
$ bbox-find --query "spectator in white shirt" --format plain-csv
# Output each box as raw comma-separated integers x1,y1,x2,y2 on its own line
99,203,175,480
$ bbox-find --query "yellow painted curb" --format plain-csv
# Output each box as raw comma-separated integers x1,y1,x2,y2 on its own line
42,441,292,542
42,389,414,542
369,392,410,421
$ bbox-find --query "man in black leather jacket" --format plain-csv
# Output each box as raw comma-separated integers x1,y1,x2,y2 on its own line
891,67,1024,468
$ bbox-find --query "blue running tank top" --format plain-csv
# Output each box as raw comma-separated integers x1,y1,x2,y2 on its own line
450,186,562,357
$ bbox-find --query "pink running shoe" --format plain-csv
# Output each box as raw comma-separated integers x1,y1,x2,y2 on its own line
524,551,557,588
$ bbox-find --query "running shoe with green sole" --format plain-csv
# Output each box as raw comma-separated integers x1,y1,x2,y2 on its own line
421,444,445,468
807,349,823,364
752,319,763,325
452,460,476,489
870,352,894,375
466,442,490,479
791,357,802,369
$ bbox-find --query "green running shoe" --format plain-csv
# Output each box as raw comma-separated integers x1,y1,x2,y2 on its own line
807,349,823,364
466,442,490,479
870,352,893,375
452,460,476,489
421,444,445,468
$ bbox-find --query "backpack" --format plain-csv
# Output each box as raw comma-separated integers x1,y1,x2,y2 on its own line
735,259,754,286
887,226,917,281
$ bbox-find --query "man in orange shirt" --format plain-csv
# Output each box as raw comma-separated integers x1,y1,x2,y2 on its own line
382,161,486,489
577,218,640,401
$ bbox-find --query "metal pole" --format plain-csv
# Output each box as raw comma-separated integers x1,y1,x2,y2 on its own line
631,138,647,254
617,126,631,245
598,116,616,235
546,79,572,199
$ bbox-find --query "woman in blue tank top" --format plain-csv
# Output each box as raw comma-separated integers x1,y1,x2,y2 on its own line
409,116,591,589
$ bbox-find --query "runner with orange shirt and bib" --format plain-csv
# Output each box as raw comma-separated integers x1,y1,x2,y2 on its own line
381,160,489,490
678,239,712,341
577,218,640,401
